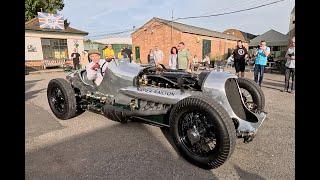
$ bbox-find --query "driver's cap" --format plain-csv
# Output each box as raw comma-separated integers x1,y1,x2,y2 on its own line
88,49,101,56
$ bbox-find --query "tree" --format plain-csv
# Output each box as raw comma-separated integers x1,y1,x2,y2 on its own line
25,0,64,22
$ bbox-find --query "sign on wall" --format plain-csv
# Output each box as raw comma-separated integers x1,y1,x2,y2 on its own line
37,12,64,30
27,45,37,52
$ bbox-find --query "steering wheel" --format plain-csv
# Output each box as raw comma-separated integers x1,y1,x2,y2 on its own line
158,64,167,70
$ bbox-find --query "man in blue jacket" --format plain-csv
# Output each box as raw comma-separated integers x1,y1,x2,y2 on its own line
254,40,270,86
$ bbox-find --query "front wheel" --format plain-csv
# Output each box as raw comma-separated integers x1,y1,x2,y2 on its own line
47,78,77,120
169,96,236,169
237,78,265,112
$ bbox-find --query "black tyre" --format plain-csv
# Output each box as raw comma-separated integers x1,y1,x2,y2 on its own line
47,78,77,120
237,78,265,112
169,96,236,169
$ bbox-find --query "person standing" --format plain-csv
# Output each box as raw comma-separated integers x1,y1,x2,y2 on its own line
202,54,211,70
153,45,164,66
191,55,200,71
283,36,295,93
147,49,156,66
168,47,178,69
117,49,123,59
226,54,234,68
177,42,191,71
103,44,115,61
254,40,270,86
123,45,133,62
71,48,81,70
233,40,248,77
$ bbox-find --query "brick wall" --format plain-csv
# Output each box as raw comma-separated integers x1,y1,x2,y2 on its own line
132,19,182,65
223,29,246,41
132,19,247,65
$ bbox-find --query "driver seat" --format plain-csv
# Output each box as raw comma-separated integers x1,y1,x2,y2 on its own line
80,70,95,86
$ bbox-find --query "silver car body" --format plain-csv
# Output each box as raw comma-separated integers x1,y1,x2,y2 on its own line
67,59,266,134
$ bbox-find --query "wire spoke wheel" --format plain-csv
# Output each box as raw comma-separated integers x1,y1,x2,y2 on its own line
169,96,236,169
240,88,257,111
237,78,265,112
50,87,66,113
178,111,218,157
47,78,77,120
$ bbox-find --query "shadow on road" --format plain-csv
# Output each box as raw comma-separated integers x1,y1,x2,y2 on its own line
26,123,218,179
25,79,43,92
264,78,284,83
233,164,266,180
262,81,284,89
25,88,46,101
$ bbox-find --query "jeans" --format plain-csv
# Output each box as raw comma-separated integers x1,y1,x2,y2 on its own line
254,64,265,85
284,67,295,91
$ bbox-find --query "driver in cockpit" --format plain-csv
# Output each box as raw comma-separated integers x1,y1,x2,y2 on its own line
86,49,109,85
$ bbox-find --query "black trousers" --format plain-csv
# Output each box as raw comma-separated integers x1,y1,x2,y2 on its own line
284,67,295,90
73,62,80,70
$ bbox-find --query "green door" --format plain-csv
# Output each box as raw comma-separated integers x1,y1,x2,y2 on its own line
202,39,211,59
135,46,140,62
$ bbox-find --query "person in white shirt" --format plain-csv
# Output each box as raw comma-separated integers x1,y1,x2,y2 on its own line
153,45,164,66
202,54,210,70
226,54,234,68
86,49,108,86
283,36,295,93
191,55,200,72
168,47,178,69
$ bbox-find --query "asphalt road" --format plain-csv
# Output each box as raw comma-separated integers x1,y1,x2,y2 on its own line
25,69,294,180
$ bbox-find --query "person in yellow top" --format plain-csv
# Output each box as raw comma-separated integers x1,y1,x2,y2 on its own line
103,44,115,61
117,48,124,59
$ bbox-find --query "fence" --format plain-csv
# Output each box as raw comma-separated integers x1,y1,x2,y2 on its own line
43,59,66,69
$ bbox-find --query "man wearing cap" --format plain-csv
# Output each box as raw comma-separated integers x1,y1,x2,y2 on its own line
86,49,108,86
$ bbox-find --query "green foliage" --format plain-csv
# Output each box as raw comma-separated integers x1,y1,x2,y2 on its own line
25,0,64,22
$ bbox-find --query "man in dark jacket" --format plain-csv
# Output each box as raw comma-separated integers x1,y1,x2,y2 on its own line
233,40,248,77
123,45,133,62
71,48,81,70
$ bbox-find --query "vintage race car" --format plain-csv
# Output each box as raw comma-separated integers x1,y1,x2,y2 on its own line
47,59,266,169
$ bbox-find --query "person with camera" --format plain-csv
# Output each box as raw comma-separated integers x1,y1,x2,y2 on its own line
253,40,270,86
283,36,295,93
233,40,248,77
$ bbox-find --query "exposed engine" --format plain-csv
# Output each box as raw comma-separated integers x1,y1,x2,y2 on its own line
136,66,210,91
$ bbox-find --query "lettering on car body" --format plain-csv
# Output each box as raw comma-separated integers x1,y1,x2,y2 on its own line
137,87,175,96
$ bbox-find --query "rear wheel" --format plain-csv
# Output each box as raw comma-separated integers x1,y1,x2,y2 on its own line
47,78,77,120
169,96,236,169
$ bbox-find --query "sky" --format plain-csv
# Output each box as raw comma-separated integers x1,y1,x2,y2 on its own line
61,0,295,40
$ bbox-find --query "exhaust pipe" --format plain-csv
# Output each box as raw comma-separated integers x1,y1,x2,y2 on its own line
102,104,168,122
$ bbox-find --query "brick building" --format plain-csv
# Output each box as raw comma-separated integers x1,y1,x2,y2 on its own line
223,29,257,42
131,17,247,65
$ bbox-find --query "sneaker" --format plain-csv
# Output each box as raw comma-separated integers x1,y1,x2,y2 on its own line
281,89,288,92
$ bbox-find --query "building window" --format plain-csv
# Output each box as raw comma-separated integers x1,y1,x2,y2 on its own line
272,46,279,51
41,38,68,60
292,20,295,24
